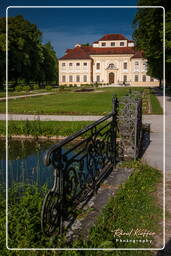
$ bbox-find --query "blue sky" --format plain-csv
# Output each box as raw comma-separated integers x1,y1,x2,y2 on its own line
2,0,138,58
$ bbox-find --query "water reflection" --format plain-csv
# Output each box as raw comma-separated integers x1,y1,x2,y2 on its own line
0,139,61,188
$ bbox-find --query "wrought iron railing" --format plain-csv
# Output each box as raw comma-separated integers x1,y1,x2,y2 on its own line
41,98,118,236
41,95,145,236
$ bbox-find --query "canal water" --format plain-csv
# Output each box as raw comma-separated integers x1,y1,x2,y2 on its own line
0,139,58,189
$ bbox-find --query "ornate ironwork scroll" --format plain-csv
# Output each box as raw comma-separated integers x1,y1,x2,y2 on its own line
117,94,143,160
41,102,117,236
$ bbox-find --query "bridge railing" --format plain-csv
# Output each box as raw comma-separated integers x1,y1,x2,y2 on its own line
41,98,118,236
41,95,145,236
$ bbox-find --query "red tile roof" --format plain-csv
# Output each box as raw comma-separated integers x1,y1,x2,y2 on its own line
60,46,91,60
98,34,128,41
59,46,136,60
131,51,144,58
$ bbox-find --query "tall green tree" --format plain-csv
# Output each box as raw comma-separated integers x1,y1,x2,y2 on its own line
133,1,171,85
7,15,43,84
40,42,58,85
0,15,58,87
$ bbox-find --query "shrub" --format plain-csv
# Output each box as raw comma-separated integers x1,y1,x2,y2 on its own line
45,85,53,90
33,85,39,90
23,85,30,92
15,85,23,92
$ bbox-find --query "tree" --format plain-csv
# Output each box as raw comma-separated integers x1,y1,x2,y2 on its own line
7,15,44,84
133,0,171,85
40,42,58,85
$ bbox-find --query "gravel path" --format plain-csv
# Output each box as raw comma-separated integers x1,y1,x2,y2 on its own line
0,92,53,101
0,114,102,121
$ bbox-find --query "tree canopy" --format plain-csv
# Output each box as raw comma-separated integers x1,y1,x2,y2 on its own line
0,15,58,87
133,0,171,84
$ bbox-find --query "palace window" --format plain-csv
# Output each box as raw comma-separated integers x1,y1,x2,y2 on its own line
76,75,80,82
111,42,115,46
96,75,100,82
120,42,124,46
83,75,87,82
83,62,87,66
62,76,66,82
123,75,127,82
135,75,139,82
143,61,147,72
69,63,72,66
123,62,127,70
101,42,106,46
96,63,100,70
135,61,139,71
62,63,66,67
142,75,146,82
76,63,80,66
69,75,73,82
150,77,154,82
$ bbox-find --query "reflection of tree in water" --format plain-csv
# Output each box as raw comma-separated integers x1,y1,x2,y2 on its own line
0,139,59,188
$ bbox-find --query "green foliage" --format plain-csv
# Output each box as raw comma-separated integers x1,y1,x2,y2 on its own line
0,15,58,86
45,85,53,90
72,161,162,250
133,1,171,83
0,120,92,137
33,84,39,90
22,85,30,92
15,85,23,92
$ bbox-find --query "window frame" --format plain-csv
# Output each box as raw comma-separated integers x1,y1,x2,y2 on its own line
123,75,127,82
120,42,124,46
123,62,127,70
76,75,80,82
142,75,146,82
62,75,66,82
96,75,100,82
96,63,100,70
135,75,139,82
69,75,73,82
83,75,87,82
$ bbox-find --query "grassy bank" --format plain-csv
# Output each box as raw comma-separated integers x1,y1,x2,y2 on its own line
0,161,162,255
150,90,163,114
0,87,162,115
0,120,92,137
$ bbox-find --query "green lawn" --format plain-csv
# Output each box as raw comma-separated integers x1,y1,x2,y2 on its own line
0,87,162,115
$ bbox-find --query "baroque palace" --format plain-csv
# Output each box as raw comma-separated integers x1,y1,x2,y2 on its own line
59,34,159,86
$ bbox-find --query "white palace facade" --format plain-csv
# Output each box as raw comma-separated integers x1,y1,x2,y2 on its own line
59,34,159,86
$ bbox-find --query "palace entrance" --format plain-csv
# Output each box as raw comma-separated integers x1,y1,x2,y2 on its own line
109,72,115,84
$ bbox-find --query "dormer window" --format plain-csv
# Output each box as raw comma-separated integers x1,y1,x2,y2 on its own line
111,42,115,46
120,42,124,46
101,42,106,46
